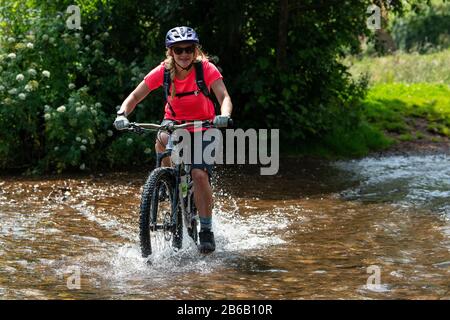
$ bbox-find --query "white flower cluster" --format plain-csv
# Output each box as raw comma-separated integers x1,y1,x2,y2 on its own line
57,105,66,113
28,68,37,77
75,105,88,114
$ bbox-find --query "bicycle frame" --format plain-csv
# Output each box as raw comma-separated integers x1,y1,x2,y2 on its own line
125,119,231,247
145,124,198,236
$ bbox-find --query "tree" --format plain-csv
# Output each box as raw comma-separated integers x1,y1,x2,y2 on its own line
0,0,430,171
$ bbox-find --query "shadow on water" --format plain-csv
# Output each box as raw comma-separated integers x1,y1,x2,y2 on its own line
214,157,361,200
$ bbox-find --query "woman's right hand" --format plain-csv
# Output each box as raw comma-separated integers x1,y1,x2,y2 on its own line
113,115,130,130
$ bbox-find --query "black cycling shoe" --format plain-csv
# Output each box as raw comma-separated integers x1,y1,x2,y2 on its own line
198,230,215,254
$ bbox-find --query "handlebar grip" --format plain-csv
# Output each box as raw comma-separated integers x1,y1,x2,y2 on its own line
213,117,234,128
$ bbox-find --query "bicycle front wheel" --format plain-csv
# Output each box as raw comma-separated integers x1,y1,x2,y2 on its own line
139,167,183,257
187,192,199,244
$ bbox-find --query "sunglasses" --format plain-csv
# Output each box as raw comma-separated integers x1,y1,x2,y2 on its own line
172,46,195,55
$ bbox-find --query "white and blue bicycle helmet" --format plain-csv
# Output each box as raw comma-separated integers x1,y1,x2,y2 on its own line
165,26,199,48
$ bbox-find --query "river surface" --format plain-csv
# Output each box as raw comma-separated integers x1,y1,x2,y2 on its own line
0,155,449,299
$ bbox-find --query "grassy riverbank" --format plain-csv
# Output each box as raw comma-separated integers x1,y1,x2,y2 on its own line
348,48,450,85
318,49,450,158
363,83,450,139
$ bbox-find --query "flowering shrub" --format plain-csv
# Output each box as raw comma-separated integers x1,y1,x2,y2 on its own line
0,3,157,173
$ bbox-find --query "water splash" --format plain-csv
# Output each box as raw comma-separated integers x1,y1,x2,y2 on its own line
100,194,289,281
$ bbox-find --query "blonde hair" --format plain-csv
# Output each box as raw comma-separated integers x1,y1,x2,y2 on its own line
163,45,209,98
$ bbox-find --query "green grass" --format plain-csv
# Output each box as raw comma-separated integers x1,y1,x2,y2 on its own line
362,83,450,137
288,50,450,158
398,133,414,141
283,121,393,159
346,48,450,85
415,132,425,139
321,122,393,157
349,48,450,138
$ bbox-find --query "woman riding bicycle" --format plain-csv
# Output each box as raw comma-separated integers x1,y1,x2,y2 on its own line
113,26,233,253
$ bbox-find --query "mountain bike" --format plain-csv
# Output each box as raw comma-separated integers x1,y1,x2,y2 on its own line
126,119,231,257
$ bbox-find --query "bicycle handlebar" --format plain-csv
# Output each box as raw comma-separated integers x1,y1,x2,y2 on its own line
126,119,233,133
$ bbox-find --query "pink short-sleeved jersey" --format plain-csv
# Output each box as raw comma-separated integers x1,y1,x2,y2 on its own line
144,60,223,122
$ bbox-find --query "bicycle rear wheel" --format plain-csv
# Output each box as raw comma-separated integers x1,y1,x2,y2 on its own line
139,167,183,257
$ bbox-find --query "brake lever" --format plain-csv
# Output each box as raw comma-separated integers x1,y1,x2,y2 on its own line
166,123,175,131
127,124,145,134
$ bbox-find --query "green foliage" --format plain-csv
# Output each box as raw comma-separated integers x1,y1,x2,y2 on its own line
42,89,107,172
362,83,450,137
391,0,450,53
322,121,393,157
0,1,159,172
1,0,414,172
105,133,153,168
349,46,450,147
347,48,450,85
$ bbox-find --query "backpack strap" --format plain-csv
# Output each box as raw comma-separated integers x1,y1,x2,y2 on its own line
194,61,220,115
175,90,200,98
194,61,211,99
163,67,176,117
163,62,220,117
